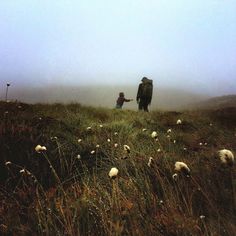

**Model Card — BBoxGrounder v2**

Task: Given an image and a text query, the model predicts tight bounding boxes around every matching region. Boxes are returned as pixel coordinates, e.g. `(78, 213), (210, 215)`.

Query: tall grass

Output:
(0, 101), (235, 235)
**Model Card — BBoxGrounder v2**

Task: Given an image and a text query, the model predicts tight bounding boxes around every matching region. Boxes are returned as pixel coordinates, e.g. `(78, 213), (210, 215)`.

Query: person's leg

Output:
(138, 100), (143, 110)
(143, 99), (149, 112)
(143, 102), (149, 112)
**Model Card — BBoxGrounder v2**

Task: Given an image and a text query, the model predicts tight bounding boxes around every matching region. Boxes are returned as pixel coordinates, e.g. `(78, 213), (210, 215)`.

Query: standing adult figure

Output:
(136, 77), (153, 112)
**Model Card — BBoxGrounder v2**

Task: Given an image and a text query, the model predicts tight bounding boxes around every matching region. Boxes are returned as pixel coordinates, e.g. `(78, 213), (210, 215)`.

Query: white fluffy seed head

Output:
(172, 173), (178, 181)
(35, 145), (41, 153)
(218, 149), (234, 166)
(87, 126), (92, 131)
(78, 139), (82, 143)
(20, 169), (25, 174)
(142, 128), (147, 132)
(91, 150), (95, 154)
(167, 129), (172, 133)
(151, 131), (158, 139)
(114, 143), (118, 148)
(107, 138), (111, 142)
(96, 144), (100, 148)
(147, 157), (153, 167)
(76, 154), (81, 160)
(109, 167), (119, 178)
(35, 145), (47, 153)
(124, 145), (130, 153)
(5, 161), (12, 166)
(176, 119), (182, 125)
(174, 162), (190, 175)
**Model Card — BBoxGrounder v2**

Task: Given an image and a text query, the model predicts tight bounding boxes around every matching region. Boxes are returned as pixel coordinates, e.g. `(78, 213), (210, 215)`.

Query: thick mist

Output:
(1, 1), (236, 98)
(3, 85), (210, 111)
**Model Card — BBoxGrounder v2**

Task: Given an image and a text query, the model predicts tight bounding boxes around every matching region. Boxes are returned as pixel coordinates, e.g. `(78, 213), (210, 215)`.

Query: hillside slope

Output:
(189, 94), (236, 110)
(0, 101), (235, 235)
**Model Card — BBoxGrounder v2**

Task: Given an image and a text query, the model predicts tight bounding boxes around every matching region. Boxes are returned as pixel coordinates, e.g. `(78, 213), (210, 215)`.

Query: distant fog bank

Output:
(3, 85), (210, 111)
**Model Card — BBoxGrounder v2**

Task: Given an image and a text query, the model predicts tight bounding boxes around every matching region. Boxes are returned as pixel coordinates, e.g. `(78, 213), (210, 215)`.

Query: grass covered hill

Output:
(0, 101), (236, 235)
(189, 95), (236, 110)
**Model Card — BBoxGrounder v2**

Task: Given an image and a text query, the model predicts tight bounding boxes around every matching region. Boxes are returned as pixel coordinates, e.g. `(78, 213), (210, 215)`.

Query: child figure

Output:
(116, 92), (133, 109)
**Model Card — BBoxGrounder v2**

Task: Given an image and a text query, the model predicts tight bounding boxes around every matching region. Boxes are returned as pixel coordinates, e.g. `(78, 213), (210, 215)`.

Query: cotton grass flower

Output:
(91, 150), (95, 155)
(199, 215), (205, 220)
(20, 169), (26, 174)
(76, 154), (81, 160)
(109, 167), (119, 179)
(174, 162), (190, 176)
(151, 131), (158, 139)
(173, 140), (176, 144)
(142, 128), (147, 132)
(96, 144), (100, 148)
(124, 145), (131, 153)
(78, 139), (82, 143)
(218, 149), (234, 166)
(167, 129), (172, 133)
(107, 138), (111, 143)
(114, 143), (118, 148)
(35, 145), (47, 153)
(86, 126), (92, 131)
(51, 136), (58, 141)
(114, 132), (118, 136)
(199, 142), (203, 146)
(157, 148), (161, 152)
(147, 157), (153, 167)
(5, 161), (12, 166)
(99, 124), (103, 128)
(176, 119), (182, 125)
(172, 173), (178, 181)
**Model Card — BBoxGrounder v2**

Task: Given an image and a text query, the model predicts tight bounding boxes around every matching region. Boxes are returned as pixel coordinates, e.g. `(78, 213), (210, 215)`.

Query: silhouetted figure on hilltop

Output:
(136, 77), (153, 112)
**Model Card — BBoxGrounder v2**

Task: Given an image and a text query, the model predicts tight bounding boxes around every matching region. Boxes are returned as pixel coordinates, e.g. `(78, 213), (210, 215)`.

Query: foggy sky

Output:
(0, 0), (236, 97)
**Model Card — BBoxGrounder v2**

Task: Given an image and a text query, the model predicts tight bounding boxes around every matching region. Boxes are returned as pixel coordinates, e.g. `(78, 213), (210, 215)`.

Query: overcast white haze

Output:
(0, 0), (236, 108)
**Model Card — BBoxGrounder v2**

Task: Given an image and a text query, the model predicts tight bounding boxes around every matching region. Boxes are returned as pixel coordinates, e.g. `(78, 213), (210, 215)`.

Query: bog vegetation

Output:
(0, 101), (236, 235)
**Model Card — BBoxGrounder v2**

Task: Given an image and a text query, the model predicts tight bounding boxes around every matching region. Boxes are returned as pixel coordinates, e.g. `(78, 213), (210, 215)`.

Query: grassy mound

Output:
(0, 101), (235, 235)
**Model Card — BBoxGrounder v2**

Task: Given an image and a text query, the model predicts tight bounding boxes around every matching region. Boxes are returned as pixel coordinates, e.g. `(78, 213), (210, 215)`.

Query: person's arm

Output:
(124, 98), (133, 102)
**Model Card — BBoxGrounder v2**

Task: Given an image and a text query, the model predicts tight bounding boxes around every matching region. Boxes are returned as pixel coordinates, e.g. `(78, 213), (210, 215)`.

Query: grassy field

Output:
(0, 101), (235, 235)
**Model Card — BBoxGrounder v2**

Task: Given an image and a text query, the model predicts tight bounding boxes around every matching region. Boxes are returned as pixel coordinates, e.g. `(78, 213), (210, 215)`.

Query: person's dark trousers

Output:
(138, 99), (149, 112)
